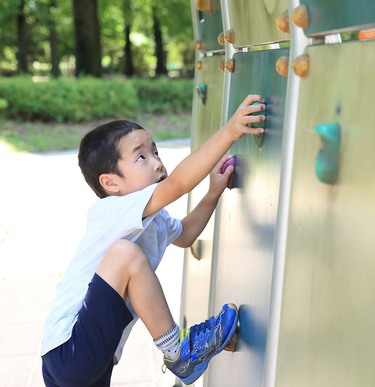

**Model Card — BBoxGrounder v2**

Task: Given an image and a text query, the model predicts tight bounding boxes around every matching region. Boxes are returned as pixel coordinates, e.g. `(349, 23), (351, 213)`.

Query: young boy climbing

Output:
(41, 94), (265, 386)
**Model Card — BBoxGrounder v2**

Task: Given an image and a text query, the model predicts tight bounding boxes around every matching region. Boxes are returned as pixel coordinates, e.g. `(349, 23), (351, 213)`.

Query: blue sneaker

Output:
(163, 303), (238, 385)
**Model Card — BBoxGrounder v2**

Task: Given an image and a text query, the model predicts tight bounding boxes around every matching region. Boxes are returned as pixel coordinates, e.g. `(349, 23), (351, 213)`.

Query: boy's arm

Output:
(173, 155), (233, 248)
(143, 94), (265, 217)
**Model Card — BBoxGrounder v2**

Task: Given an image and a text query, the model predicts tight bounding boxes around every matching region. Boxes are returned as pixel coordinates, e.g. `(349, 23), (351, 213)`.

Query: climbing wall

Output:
(180, 1), (375, 386)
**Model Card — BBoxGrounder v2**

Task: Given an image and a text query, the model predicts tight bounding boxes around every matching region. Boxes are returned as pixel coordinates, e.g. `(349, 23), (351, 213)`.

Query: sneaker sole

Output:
(180, 304), (239, 385)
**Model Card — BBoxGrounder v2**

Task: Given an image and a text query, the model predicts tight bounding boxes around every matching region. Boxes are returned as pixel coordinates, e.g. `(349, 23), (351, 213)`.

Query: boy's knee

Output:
(105, 240), (149, 273)
(97, 240), (149, 300)
(107, 239), (140, 258)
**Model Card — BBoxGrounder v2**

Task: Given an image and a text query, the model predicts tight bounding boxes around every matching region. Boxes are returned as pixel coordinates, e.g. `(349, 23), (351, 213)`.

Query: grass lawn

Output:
(0, 112), (192, 154)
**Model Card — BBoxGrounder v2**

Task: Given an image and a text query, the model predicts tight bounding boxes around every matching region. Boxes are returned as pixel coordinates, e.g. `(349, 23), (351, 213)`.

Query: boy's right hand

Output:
(224, 94), (265, 141)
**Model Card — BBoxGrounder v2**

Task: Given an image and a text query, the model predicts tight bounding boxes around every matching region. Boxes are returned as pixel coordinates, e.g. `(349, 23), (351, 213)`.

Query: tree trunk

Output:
(49, 0), (60, 78)
(152, 6), (167, 76)
(73, 0), (102, 77)
(123, 0), (134, 77)
(16, 0), (28, 74)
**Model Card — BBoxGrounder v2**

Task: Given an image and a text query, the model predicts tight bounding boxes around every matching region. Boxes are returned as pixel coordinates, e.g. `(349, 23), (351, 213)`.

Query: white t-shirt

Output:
(41, 183), (182, 363)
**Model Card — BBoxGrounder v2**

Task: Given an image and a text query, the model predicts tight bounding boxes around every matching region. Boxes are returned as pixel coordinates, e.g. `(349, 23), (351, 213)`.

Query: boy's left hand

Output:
(209, 155), (234, 196)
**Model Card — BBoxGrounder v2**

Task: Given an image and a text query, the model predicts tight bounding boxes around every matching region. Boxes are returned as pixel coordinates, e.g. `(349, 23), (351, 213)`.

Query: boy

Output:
(41, 94), (265, 386)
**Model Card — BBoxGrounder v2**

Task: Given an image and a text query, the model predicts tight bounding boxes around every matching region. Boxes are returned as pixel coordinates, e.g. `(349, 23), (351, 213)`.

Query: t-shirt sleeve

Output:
(86, 184), (159, 243)
(162, 209), (183, 245)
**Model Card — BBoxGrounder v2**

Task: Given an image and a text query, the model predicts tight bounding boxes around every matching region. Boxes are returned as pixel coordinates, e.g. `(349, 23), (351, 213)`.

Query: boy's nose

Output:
(153, 158), (164, 171)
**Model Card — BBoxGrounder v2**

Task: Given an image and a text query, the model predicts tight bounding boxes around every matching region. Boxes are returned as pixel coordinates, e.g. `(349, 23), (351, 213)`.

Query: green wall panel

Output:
(303, 0), (375, 36)
(276, 40), (375, 387)
(193, 8), (224, 51)
(206, 48), (288, 387)
(227, 0), (289, 47)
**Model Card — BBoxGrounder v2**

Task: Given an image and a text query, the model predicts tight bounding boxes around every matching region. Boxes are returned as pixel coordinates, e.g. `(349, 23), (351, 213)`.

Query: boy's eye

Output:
(154, 150), (159, 157)
(137, 155), (146, 161)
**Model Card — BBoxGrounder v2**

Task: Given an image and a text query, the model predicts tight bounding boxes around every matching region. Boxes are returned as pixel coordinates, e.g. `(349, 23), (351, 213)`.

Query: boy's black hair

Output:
(78, 120), (145, 198)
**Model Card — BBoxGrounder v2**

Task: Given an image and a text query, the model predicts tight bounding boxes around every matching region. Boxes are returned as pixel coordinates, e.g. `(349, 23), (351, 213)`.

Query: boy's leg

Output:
(43, 239), (177, 387)
(96, 239), (175, 339)
(96, 240), (238, 385)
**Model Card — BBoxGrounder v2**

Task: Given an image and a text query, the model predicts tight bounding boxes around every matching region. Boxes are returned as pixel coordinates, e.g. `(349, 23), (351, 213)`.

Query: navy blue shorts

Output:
(42, 273), (134, 387)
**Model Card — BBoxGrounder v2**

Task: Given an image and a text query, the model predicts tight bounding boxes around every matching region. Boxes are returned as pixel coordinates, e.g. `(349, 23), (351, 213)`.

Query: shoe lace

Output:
(190, 316), (215, 337)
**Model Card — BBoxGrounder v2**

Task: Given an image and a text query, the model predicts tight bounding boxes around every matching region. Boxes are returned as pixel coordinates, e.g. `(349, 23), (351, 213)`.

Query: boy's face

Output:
(107, 130), (167, 195)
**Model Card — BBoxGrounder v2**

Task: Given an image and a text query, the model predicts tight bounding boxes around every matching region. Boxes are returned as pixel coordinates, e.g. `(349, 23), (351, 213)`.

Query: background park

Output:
(0, 0), (195, 153)
(0, 1), (194, 385)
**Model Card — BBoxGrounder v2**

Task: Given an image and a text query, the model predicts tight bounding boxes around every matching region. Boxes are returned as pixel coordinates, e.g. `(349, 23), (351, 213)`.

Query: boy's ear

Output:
(99, 173), (121, 195)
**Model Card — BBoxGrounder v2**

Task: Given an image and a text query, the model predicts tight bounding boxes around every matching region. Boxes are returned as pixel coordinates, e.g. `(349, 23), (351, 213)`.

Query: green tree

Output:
(0, 0), (74, 77)
(48, 0), (60, 77)
(73, 0), (102, 77)
(16, 0), (28, 74)
(152, 5), (167, 76)
(150, 0), (194, 75)
(123, 0), (134, 76)
(99, 0), (152, 76)
(0, 0), (194, 77)
(0, 1), (18, 74)
(165, 0), (194, 73)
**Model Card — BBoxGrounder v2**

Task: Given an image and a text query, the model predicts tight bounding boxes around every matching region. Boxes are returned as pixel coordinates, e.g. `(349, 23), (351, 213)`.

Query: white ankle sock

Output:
(154, 322), (180, 360)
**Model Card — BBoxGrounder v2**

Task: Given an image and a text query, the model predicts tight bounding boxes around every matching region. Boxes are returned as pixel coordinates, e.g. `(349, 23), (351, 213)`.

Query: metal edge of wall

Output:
(200, 2), (229, 386)
(177, 2), (201, 386)
(206, 0), (232, 320)
(220, 0), (235, 127)
(262, 1), (309, 386)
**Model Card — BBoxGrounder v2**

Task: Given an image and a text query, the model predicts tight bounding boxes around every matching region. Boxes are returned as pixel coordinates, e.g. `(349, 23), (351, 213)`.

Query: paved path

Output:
(0, 140), (190, 386)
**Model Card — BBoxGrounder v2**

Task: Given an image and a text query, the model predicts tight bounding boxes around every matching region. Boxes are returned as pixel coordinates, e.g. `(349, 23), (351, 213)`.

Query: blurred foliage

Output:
(0, 76), (194, 122)
(0, 111), (192, 154)
(132, 77), (194, 112)
(0, 0), (74, 75)
(0, 0), (194, 76)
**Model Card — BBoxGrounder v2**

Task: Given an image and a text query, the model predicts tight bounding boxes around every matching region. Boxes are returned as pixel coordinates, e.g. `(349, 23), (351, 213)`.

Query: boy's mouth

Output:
(158, 174), (167, 183)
